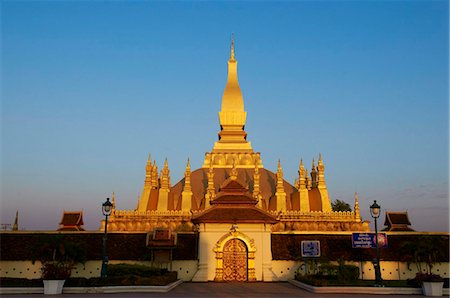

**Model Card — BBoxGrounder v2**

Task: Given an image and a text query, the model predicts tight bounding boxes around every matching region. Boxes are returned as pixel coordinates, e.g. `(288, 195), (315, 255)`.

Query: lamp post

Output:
(101, 198), (113, 278)
(370, 200), (382, 287)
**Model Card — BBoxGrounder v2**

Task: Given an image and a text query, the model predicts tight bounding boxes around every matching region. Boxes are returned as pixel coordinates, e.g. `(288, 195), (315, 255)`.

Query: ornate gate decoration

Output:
(214, 229), (256, 281)
(223, 239), (247, 281)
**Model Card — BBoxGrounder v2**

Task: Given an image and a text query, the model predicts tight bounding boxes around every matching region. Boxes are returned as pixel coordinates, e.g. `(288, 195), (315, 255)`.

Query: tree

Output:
(331, 199), (352, 212)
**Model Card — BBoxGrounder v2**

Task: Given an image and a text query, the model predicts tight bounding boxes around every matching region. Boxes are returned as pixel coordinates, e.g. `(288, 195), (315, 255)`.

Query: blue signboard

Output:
(352, 233), (388, 248)
(301, 240), (321, 257)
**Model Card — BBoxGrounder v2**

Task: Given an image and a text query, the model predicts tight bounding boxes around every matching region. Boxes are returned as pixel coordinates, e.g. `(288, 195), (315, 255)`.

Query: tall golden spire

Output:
(204, 37), (262, 169)
(276, 159), (287, 211)
(221, 34), (243, 113)
(211, 36), (253, 154)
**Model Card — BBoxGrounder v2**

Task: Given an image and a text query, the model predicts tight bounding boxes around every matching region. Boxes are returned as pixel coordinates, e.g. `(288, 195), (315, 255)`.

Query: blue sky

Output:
(1, 1), (448, 231)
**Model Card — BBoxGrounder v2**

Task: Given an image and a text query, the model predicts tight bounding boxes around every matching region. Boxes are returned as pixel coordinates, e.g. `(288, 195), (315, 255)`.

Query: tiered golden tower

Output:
(102, 39), (369, 233)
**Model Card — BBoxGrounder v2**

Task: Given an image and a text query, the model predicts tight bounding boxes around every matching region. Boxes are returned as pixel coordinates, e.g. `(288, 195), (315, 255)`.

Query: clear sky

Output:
(1, 1), (448, 232)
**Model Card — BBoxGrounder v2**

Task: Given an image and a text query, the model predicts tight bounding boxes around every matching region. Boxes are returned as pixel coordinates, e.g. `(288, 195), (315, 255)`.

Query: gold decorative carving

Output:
(223, 239), (247, 281)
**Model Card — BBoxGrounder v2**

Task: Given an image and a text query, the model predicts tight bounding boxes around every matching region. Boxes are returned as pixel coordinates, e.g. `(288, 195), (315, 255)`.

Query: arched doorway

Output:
(223, 238), (248, 281)
(214, 230), (256, 281)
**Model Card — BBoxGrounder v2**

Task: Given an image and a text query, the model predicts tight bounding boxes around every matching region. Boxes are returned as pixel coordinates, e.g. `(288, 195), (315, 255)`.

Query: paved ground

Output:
(0, 282), (431, 298)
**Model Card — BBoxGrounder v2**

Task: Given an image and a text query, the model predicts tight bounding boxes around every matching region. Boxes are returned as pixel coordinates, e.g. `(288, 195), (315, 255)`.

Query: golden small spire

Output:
(184, 158), (192, 192)
(276, 159), (286, 211)
(354, 192), (361, 220)
(318, 153), (324, 170)
(160, 158), (170, 189)
(305, 168), (311, 190)
(182, 158), (193, 212)
(297, 159), (306, 190)
(151, 160), (158, 188)
(145, 154), (152, 186)
(299, 159), (304, 175)
(277, 159), (284, 188)
(111, 192), (116, 209)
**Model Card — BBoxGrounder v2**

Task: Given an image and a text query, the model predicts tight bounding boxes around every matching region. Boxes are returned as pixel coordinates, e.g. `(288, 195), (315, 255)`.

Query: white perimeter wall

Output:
(0, 260), (198, 281)
(271, 260), (450, 281)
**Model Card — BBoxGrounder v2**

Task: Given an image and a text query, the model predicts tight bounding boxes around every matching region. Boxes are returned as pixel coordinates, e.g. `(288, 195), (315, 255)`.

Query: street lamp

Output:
(101, 198), (113, 278)
(370, 200), (382, 287)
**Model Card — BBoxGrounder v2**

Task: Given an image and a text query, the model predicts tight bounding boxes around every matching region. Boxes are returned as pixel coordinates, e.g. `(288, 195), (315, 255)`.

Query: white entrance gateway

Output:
(191, 176), (277, 282)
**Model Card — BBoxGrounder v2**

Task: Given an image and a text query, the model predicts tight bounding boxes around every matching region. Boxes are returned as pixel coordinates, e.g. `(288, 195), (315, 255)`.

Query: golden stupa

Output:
(102, 39), (369, 233)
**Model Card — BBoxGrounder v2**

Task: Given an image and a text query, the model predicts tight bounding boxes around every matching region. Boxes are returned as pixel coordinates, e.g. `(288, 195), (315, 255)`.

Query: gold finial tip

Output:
(230, 33), (235, 61)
